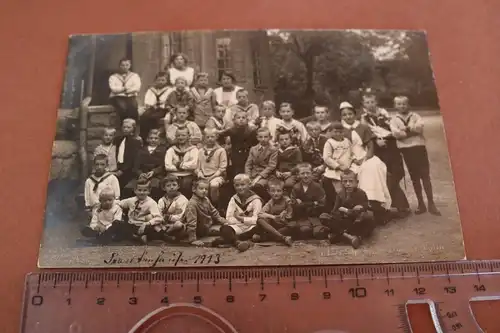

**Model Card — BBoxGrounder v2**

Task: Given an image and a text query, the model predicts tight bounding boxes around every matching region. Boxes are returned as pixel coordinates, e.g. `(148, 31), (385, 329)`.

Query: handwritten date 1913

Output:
(104, 250), (221, 267)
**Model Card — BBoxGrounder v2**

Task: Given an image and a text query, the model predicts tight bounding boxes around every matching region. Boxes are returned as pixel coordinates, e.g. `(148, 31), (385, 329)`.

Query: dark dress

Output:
(126, 144), (167, 201)
(361, 112), (409, 211)
(114, 135), (142, 195)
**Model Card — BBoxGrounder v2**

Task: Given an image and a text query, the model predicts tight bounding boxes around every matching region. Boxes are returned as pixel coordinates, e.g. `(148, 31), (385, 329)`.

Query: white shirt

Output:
(168, 67), (195, 86)
(84, 173), (121, 208)
(117, 138), (126, 164)
(144, 86), (173, 108)
(109, 72), (141, 98)
(390, 112), (426, 148)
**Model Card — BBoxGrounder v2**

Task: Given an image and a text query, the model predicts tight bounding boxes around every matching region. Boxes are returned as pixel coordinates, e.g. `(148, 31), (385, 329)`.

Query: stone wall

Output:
(51, 109), (80, 181)
(50, 105), (117, 182)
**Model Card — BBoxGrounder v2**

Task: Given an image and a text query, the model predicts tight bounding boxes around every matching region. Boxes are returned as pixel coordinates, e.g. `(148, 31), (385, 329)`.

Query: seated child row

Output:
(82, 166), (376, 251)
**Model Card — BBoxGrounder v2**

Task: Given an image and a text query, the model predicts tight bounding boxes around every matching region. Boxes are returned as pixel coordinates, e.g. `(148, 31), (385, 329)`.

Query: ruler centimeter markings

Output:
(22, 261), (500, 333)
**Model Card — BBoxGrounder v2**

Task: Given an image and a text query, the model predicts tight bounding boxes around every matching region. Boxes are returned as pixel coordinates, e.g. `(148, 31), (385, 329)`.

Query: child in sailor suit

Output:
(165, 106), (202, 146)
(144, 175), (188, 241)
(224, 89), (260, 129)
(164, 77), (195, 123)
(390, 96), (441, 216)
(141, 72), (173, 142)
(108, 58), (141, 124)
(80, 188), (125, 244)
(191, 72), (217, 130)
(275, 103), (308, 145)
(213, 174), (262, 252)
(164, 127), (199, 198)
(205, 104), (231, 146)
(119, 179), (163, 241)
(84, 154), (120, 210)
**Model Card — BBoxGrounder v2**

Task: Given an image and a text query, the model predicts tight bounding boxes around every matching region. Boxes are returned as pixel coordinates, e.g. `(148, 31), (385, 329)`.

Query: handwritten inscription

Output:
(104, 250), (221, 267)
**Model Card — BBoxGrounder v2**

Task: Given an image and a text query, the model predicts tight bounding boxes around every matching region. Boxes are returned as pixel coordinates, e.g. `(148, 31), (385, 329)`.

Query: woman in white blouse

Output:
(213, 71), (243, 108)
(166, 53), (195, 87)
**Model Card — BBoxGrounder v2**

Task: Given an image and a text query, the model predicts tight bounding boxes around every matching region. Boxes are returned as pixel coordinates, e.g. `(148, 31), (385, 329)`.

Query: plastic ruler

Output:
(21, 260), (500, 332)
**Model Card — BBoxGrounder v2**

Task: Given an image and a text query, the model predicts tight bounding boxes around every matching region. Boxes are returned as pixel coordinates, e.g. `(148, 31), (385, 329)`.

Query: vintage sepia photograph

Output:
(39, 29), (465, 268)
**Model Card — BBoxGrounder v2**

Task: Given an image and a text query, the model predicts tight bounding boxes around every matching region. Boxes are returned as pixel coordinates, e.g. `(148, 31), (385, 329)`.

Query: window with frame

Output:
(215, 37), (232, 79)
(162, 32), (183, 67)
(251, 47), (263, 88)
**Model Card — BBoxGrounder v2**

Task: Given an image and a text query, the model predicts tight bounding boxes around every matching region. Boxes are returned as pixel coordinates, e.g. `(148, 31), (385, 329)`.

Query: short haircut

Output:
(214, 104), (226, 112)
(296, 162), (312, 172)
(256, 127), (270, 136)
(103, 127), (116, 136)
(262, 100), (275, 109)
(331, 121), (344, 131)
(119, 58), (131, 65)
(341, 169), (358, 180)
(93, 154), (108, 164)
(195, 72), (209, 80)
(314, 105), (328, 112)
(276, 130), (291, 140)
(218, 70), (236, 83)
(174, 76), (188, 85)
(306, 121), (321, 130)
(122, 118), (137, 130)
(161, 174), (179, 188)
(280, 102), (293, 110)
(148, 128), (161, 137)
(236, 88), (248, 96)
(233, 110), (248, 120)
(99, 187), (116, 199)
(233, 173), (251, 184)
(169, 52), (189, 66)
(394, 95), (409, 104)
(155, 71), (168, 79)
(268, 178), (285, 189)
(193, 178), (209, 189)
(175, 105), (189, 113)
(136, 178), (151, 189)
(204, 127), (218, 137)
(362, 92), (377, 100)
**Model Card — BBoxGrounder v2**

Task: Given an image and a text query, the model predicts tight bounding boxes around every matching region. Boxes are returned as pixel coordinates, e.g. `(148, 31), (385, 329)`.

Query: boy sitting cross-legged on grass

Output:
(183, 179), (228, 247)
(212, 174), (263, 252)
(255, 179), (294, 246)
(151, 174), (189, 242)
(289, 163), (328, 240)
(320, 170), (376, 249)
(80, 187), (124, 244)
(119, 179), (163, 243)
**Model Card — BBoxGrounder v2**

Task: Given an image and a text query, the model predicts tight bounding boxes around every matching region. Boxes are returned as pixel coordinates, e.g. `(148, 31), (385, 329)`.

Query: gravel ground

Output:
(38, 112), (465, 268)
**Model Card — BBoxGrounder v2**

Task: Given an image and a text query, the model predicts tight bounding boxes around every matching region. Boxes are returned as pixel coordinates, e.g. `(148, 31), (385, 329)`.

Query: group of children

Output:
(80, 57), (441, 251)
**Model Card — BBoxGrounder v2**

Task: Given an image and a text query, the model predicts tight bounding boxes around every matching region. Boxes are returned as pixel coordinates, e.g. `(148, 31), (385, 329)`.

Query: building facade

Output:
(60, 31), (274, 109)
